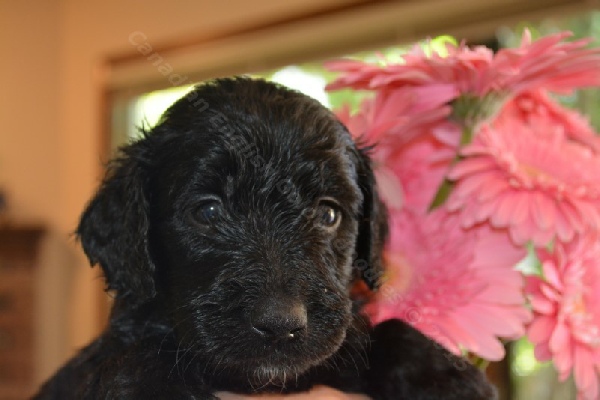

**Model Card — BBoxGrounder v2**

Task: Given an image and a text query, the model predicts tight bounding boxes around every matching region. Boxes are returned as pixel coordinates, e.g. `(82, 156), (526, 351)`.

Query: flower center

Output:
(518, 162), (558, 186)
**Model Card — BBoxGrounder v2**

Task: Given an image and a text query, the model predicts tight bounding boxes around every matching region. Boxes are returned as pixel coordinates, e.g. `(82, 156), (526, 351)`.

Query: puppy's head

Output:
(77, 77), (386, 387)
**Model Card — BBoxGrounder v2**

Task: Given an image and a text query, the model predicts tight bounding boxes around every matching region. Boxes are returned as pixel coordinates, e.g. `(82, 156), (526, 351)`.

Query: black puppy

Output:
(35, 77), (496, 399)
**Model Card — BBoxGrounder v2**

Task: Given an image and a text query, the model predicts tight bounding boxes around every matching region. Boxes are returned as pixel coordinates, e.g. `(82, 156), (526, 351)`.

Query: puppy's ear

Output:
(353, 146), (388, 291)
(76, 145), (156, 303)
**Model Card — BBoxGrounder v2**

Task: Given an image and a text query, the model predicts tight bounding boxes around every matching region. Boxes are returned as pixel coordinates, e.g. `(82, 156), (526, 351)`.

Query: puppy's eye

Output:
(316, 201), (341, 229)
(190, 200), (223, 225)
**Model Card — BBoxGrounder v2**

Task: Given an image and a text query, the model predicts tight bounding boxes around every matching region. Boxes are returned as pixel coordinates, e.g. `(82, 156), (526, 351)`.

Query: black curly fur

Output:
(34, 77), (496, 400)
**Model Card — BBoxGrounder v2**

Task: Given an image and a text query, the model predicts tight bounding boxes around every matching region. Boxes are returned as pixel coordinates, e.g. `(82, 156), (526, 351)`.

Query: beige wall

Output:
(0, 0), (62, 227)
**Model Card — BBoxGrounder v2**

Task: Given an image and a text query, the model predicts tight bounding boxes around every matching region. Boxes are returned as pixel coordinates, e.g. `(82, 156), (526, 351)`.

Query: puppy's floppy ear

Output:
(353, 145), (388, 291)
(76, 143), (156, 303)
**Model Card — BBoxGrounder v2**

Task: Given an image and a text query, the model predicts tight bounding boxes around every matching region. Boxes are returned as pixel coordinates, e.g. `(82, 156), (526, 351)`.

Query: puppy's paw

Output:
(366, 319), (497, 400)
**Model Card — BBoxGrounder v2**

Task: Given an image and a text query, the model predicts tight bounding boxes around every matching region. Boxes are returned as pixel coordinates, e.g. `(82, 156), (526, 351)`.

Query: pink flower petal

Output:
(460, 305), (524, 337)
(529, 295), (556, 315)
(532, 193), (556, 230)
(534, 341), (552, 361)
(448, 313), (506, 360)
(574, 348), (598, 399)
(448, 157), (496, 179)
(508, 192), (530, 226)
(528, 315), (555, 344)
(374, 167), (404, 210)
(549, 321), (570, 353)
(542, 260), (565, 291)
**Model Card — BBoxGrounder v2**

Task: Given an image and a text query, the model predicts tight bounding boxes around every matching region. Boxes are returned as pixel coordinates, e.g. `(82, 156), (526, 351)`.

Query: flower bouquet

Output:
(325, 31), (600, 399)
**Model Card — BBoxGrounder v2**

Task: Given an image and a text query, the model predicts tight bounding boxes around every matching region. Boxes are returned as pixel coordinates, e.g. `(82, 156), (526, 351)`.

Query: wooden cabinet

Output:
(0, 226), (44, 400)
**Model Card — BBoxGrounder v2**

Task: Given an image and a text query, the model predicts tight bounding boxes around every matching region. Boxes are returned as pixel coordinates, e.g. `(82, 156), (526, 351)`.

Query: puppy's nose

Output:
(250, 298), (307, 340)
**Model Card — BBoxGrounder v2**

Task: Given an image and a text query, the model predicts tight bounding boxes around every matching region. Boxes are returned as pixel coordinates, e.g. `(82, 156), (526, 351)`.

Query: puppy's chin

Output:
(207, 327), (348, 389)
(244, 366), (302, 390)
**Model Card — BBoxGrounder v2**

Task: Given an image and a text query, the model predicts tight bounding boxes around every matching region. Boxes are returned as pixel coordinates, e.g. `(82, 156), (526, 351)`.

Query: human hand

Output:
(216, 385), (371, 400)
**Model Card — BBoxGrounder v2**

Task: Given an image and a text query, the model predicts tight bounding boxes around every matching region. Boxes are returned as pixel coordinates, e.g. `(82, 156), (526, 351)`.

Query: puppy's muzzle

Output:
(250, 297), (307, 341)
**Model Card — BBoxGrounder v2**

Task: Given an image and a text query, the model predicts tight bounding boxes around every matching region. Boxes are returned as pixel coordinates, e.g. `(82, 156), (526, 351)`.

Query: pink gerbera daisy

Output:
(326, 30), (600, 97)
(526, 234), (600, 400)
(327, 31), (600, 132)
(336, 87), (455, 146)
(367, 209), (529, 361)
(491, 31), (600, 95)
(381, 131), (458, 213)
(445, 118), (600, 246)
(497, 89), (600, 153)
(336, 88), (458, 210)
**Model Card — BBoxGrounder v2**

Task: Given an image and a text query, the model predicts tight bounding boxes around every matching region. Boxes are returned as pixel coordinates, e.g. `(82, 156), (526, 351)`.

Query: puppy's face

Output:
(77, 78), (386, 388)
(149, 91), (363, 383)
